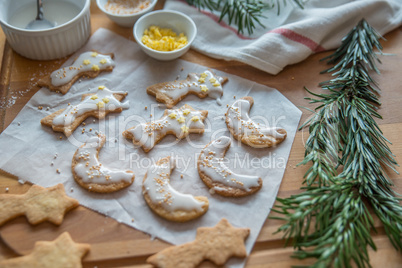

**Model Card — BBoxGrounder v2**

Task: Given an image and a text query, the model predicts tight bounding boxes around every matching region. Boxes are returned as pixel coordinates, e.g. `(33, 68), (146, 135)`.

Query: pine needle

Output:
(185, 0), (304, 35)
(272, 19), (402, 267)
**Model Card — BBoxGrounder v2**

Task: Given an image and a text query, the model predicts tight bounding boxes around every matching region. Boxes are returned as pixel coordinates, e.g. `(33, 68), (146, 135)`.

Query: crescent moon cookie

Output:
(198, 136), (262, 197)
(72, 134), (134, 193)
(41, 86), (129, 137)
(226, 96), (287, 148)
(123, 104), (208, 152)
(38, 51), (115, 94)
(143, 156), (209, 222)
(146, 69), (228, 108)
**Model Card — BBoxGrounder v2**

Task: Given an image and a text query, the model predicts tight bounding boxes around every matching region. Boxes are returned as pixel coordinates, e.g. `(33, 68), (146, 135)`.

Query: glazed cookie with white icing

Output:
(226, 96), (287, 148)
(41, 86), (129, 137)
(198, 136), (262, 197)
(143, 156), (209, 222)
(38, 51), (115, 94)
(123, 104), (208, 152)
(72, 134), (134, 193)
(147, 69), (228, 108)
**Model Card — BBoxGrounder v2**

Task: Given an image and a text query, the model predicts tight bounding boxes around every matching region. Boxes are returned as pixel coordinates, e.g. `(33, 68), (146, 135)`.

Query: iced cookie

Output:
(226, 96), (287, 148)
(147, 69), (228, 108)
(72, 134), (134, 193)
(143, 156), (209, 222)
(198, 136), (262, 197)
(123, 104), (207, 152)
(38, 51), (115, 94)
(0, 232), (90, 268)
(147, 218), (249, 268)
(41, 86), (129, 137)
(0, 184), (79, 226)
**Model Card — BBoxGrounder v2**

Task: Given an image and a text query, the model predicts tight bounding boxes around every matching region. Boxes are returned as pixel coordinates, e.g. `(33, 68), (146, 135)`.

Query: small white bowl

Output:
(0, 0), (91, 60)
(133, 10), (197, 61)
(96, 0), (157, 28)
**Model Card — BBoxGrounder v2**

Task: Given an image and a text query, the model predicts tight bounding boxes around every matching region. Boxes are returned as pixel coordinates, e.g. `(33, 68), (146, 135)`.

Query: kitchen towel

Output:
(164, 0), (402, 74)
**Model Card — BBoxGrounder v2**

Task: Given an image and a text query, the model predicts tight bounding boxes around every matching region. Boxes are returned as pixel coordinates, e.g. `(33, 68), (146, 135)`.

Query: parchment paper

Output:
(0, 28), (301, 267)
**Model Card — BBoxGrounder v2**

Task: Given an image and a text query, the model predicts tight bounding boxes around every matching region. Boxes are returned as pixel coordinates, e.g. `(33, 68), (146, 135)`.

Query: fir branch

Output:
(185, 0), (305, 35)
(272, 19), (402, 267)
(219, 0), (268, 35)
(273, 182), (377, 268)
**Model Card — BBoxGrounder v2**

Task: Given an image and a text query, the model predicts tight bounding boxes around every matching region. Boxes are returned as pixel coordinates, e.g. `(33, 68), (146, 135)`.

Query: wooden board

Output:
(0, 2), (401, 267)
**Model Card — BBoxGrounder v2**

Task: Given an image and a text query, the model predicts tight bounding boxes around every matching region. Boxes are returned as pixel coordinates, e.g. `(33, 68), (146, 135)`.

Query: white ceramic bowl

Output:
(96, 0), (157, 28)
(133, 10), (197, 61)
(0, 0), (91, 61)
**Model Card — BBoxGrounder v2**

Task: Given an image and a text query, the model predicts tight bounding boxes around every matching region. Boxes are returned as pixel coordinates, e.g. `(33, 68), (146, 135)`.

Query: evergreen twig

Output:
(185, 0), (305, 35)
(272, 19), (402, 267)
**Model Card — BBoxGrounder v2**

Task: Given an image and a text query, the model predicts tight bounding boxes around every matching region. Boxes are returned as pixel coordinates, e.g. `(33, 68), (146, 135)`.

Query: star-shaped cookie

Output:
(0, 232), (90, 268)
(0, 184), (79, 226)
(147, 218), (250, 267)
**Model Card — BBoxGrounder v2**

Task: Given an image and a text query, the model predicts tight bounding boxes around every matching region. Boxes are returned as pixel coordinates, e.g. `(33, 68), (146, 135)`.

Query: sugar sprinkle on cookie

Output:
(147, 69), (228, 108)
(72, 134), (135, 193)
(41, 86), (129, 137)
(142, 156), (209, 222)
(198, 136), (262, 197)
(38, 51), (115, 94)
(226, 96), (287, 148)
(123, 104), (207, 152)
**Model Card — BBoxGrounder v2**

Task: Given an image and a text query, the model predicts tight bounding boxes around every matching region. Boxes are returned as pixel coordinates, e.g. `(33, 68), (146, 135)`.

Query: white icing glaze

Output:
(143, 158), (204, 212)
(126, 105), (205, 151)
(160, 70), (224, 104)
(198, 136), (260, 191)
(50, 51), (115, 86)
(52, 86), (129, 127)
(227, 98), (286, 141)
(74, 135), (133, 184)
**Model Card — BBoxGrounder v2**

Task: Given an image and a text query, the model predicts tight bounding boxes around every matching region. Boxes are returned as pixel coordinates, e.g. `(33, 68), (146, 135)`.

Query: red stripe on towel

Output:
(268, 28), (325, 52)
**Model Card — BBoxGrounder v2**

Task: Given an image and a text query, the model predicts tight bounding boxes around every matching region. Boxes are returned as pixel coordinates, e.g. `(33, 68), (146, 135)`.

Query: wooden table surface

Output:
(0, 2), (401, 267)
